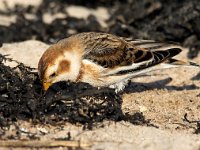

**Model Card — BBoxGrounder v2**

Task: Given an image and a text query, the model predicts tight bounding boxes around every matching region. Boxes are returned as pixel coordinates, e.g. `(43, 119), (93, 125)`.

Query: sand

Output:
(0, 0), (200, 149)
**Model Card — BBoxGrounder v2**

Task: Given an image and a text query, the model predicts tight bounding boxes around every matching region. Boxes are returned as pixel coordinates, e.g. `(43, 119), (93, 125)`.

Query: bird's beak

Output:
(43, 82), (52, 91)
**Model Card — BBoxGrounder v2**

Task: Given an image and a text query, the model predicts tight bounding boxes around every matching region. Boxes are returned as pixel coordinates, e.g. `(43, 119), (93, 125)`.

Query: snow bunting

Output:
(38, 32), (199, 92)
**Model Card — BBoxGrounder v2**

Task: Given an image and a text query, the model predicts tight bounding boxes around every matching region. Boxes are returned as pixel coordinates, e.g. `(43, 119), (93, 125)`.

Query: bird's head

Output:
(38, 39), (83, 90)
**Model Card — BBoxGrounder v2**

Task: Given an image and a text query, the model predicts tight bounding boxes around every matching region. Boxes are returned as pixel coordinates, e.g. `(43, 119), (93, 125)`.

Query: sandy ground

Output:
(0, 0), (200, 149)
(0, 40), (200, 150)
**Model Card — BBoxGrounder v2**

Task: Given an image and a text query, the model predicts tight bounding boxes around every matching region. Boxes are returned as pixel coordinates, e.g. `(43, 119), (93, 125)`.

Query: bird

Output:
(38, 32), (199, 92)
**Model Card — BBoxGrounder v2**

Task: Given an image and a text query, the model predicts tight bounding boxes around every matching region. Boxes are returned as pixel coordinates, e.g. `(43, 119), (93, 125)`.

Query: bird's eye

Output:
(49, 72), (56, 78)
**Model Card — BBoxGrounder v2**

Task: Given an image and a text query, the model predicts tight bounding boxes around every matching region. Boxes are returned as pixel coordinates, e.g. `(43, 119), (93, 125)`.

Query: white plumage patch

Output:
(109, 79), (130, 93)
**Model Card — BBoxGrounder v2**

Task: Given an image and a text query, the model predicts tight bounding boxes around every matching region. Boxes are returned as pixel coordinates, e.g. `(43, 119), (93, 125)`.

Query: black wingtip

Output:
(168, 48), (182, 57)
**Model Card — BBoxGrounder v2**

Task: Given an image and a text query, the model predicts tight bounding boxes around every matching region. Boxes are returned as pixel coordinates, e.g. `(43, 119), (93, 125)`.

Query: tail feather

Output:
(115, 48), (182, 75)
(125, 38), (180, 50)
(104, 48), (183, 76)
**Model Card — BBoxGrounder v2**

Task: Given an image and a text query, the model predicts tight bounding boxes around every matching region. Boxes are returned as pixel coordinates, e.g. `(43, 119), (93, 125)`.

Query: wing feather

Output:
(121, 37), (179, 50)
(110, 48), (182, 76)
(79, 33), (181, 72)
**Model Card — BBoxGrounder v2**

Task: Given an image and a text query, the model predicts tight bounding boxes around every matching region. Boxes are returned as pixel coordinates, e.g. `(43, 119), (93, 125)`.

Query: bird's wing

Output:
(82, 32), (128, 68)
(82, 33), (182, 73)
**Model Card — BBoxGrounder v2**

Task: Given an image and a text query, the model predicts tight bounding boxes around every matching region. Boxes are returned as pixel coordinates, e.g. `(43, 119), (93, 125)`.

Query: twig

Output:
(0, 140), (92, 148)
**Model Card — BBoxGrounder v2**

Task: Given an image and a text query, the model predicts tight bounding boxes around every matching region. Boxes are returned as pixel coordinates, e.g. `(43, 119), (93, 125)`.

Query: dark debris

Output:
(0, 54), (155, 131)
(183, 113), (200, 134)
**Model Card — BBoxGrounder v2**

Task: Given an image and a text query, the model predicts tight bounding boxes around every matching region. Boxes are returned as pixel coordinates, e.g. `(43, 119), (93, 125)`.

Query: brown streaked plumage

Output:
(38, 32), (199, 92)
(58, 60), (71, 73)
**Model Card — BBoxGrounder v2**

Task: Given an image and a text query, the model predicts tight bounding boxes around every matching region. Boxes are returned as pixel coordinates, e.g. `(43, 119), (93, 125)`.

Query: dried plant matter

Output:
(0, 54), (152, 129)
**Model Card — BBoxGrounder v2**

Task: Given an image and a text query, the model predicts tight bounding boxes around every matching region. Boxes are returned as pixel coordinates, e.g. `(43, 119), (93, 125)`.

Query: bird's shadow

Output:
(123, 77), (199, 94)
